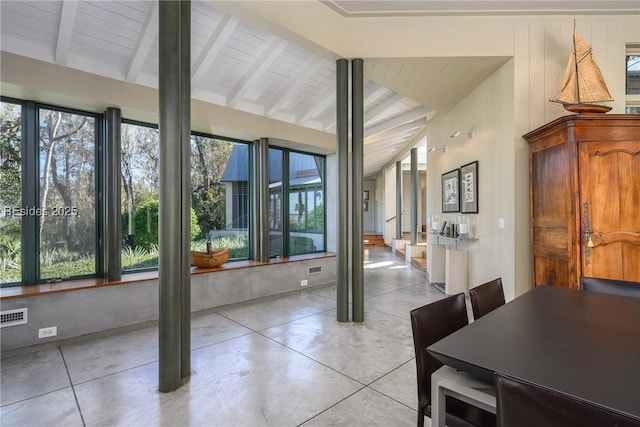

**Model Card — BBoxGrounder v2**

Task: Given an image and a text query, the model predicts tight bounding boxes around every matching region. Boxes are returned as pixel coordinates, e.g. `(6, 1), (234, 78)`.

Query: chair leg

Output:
(417, 406), (425, 427)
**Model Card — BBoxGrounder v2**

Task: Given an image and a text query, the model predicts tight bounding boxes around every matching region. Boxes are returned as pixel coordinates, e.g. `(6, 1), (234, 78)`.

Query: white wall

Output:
(375, 171), (385, 235)
(426, 60), (515, 299)
(383, 164), (397, 245)
(363, 179), (376, 232)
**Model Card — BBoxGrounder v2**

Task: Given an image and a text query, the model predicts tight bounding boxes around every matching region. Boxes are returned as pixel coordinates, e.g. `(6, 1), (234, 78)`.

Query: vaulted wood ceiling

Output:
(3, 1), (632, 176)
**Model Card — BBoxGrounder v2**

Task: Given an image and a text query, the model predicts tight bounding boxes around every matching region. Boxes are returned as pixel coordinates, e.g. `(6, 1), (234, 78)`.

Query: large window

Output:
(192, 134), (249, 260)
(120, 127), (250, 271)
(266, 147), (325, 257)
(1, 99), (102, 286)
(120, 121), (160, 271)
(38, 108), (98, 279)
(2, 95), (325, 287)
(0, 101), (22, 284)
(288, 151), (325, 255)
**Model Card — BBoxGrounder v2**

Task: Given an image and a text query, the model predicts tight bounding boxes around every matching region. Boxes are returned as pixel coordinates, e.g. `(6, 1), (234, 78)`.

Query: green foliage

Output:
(121, 244), (159, 271)
(191, 185), (226, 239)
(289, 236), (316, 255)
(308, 203), (324, 230)
(0, 234), (21, 283)
(39, 248), (95, 278)
(0, 102), (22, 208)
(191, 234), (248, 259)
(133, 200), (201, 249)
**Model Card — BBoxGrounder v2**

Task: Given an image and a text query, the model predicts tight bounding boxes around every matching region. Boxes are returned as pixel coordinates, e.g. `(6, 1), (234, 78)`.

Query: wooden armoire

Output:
(524, 114), (640, 289)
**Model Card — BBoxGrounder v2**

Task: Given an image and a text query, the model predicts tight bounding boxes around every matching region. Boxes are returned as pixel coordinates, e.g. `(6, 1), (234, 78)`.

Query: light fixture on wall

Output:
(450, 129), (474, 139)
(427, 147), (437, 153)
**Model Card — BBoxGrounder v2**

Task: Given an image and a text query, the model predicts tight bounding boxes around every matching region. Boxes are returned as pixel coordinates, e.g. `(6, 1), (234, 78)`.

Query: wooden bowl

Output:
(190, 248), (229, 268)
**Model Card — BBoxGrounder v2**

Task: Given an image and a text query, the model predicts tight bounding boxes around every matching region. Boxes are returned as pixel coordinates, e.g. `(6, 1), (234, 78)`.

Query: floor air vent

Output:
(1, 308), (28, 327)
(308, 266), (322, 275)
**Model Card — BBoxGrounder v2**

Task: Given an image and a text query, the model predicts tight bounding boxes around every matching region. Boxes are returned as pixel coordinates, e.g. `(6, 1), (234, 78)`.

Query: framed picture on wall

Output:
(460, 161), (479, 213)
(442, 168), (460, 213)
(363, 200), (369, 211)
(363, 190), (369, 200)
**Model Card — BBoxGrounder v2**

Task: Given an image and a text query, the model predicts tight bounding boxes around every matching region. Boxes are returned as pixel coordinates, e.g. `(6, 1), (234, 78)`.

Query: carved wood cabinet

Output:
(524, 114), (640, 289)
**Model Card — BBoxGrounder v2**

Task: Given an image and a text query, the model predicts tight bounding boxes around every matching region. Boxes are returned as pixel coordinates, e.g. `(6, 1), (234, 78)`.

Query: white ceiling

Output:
(325, 0), (640, 16)
(2, 1), (634, 177)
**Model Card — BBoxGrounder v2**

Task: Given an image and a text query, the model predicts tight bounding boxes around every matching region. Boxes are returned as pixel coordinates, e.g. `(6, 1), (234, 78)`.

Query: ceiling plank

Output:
(192, 14), (239, 84)
(265, 57), (325, 116)
(227, 38), (288, 108)
(365, 107), (431, 138)
(296, 90), (334, 124)
(126, 1), (159, 83)
(55, 0), (79, 65)
(364, 93), (405, 126)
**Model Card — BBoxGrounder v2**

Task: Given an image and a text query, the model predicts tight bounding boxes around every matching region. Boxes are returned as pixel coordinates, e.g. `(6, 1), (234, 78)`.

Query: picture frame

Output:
(441, 168), (460, 213)
(460, 161), (479, 213)
(363, 200), (369, 211)
(363, 190), (369, 201)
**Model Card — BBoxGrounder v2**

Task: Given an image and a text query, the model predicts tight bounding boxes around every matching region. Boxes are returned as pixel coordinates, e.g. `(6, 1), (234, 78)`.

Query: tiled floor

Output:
(1, 248), (450, 426)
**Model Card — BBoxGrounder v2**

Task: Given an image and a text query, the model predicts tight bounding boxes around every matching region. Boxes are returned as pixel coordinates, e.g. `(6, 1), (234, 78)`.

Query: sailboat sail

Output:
(551, 24), (613, 108)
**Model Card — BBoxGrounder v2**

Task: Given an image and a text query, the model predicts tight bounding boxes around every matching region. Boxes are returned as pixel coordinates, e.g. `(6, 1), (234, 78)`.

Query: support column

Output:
(396, 161), (402, 239)
(158, 0), (190, 392)
(351, 58), (364, 323)
(410, 147), (418, 245)
(105, 107), (122, 281)
(336, 58), (349, 322)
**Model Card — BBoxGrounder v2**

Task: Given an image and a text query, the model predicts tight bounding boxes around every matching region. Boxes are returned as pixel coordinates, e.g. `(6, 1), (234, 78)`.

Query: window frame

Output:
(626, 45), (640, 113)
(0, 97), (104, 286)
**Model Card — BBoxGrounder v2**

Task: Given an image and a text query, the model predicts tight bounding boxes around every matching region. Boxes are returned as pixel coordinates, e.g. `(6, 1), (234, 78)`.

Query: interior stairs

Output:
(363, 233), (427, 272)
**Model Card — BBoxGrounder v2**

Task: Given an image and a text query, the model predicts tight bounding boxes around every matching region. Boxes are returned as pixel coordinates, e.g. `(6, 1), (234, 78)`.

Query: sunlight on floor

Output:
(364, 261), (395, 269)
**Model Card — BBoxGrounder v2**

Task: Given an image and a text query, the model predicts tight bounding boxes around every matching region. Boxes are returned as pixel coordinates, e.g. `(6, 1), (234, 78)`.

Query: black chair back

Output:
(469, 278), (505, 320)
(580, 276), (640, 299)
(410, 293), (495, 427)
(496, 373), (640, 427)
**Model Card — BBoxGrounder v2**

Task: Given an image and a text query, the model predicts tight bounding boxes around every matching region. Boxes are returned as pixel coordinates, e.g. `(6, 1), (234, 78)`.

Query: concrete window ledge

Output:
(0, 252), (336, 300)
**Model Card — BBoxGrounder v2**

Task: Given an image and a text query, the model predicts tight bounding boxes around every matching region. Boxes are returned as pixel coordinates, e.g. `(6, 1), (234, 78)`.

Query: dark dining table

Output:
(427, 285), (640, 421)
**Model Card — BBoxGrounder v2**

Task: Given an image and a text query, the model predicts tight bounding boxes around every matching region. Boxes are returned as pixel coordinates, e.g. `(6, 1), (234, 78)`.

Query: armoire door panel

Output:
(579, 141), (640, 281)
(531, 145), (568, 219)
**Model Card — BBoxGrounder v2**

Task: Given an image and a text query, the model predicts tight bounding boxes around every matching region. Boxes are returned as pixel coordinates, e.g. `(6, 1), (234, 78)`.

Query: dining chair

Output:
(410, 293), (496, 427)
(495, 373), (640, 427)
(469, 278), (505, 320)
(579, 276), (640, 299)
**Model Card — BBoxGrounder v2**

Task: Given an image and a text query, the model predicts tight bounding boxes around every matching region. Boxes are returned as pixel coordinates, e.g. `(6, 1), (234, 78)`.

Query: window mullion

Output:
(282, 151), (290, 256)
(21, 101), (38, 284)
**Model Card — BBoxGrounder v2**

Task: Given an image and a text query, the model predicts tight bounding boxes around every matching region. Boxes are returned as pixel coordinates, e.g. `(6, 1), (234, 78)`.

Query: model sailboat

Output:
(550, 23), (613, 113)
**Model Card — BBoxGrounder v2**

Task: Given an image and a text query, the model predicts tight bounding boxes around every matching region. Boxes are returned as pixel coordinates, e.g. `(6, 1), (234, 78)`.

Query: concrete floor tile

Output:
(369, 359), (418, 410)
(300, 387), (417, 427)
(0, 387), (83, 426)
(218, 290), (335, 331)
(61, 324), (158, 384)
(262, 309), (414, 384)
(0, 348), (70, 406)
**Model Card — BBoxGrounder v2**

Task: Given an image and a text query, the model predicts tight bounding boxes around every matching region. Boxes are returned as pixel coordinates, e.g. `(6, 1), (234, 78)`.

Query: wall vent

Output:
(308, 266), (322, 275)
(1, 308), (28, 327)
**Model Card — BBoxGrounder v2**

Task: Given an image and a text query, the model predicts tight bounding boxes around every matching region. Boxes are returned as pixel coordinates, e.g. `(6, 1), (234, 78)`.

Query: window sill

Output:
(0, 252), (335, 300)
